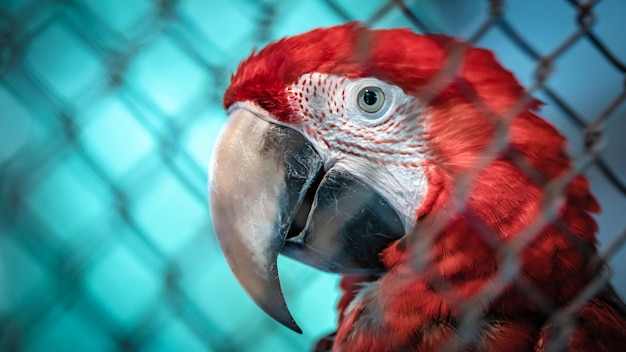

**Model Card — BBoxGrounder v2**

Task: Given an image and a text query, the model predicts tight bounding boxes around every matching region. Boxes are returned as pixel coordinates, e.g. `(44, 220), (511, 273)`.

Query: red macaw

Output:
(208, 23), (626, 351)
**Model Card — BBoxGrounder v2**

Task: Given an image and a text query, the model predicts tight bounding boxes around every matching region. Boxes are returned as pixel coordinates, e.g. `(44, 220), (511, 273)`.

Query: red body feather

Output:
(226, 24), (626, 351)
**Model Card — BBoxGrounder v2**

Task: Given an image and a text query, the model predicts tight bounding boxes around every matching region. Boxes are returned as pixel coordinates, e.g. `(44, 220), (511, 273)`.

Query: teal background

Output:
(1, 1), (625, 351)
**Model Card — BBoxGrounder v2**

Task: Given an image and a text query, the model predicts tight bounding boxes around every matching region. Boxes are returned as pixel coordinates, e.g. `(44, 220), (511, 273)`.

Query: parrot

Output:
(208, 23), (626, 351)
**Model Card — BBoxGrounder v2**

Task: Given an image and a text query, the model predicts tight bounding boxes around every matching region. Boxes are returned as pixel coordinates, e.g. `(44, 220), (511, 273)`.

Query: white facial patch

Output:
(286, 73), (431, 231)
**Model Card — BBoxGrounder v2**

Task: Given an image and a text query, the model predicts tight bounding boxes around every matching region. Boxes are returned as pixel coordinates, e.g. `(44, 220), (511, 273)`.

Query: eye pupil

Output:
(357, 86), (385, 114)
(363, 90), (378, 105)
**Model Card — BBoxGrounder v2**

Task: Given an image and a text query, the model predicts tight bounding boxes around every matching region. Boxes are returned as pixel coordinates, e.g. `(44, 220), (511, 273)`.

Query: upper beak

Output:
(209, 106), (404, 333)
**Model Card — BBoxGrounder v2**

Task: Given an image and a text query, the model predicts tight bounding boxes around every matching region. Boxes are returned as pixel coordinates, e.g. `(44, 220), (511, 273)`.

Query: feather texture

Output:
(226, 23), (626, 351)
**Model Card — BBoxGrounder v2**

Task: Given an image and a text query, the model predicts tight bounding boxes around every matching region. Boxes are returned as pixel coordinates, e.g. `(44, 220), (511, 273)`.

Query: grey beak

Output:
(209, 107), (323, 333)
(209, 106), (404, 333)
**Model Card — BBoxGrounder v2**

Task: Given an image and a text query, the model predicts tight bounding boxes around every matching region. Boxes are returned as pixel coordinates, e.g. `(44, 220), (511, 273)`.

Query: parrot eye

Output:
(357, 86), (385, 113)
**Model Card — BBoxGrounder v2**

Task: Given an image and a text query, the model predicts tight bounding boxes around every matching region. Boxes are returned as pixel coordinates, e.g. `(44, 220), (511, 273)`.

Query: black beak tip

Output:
(256, 279), (303, 334)
(286, 320), (303, 334)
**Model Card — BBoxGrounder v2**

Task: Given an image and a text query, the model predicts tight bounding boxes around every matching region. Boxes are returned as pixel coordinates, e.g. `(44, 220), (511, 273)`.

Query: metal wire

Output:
(0, 0), (624, 351)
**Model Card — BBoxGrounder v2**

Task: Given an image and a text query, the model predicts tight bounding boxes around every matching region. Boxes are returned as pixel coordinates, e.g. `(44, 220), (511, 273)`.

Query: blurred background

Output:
(0, 0), (625, 351)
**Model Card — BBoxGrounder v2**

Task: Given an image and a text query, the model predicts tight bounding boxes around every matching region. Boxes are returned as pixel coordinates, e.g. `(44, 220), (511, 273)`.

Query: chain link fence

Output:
(0, 0), (624, 351)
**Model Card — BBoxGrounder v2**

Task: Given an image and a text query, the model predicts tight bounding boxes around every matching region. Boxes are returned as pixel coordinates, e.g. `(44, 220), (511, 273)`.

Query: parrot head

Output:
(208, 23), (600, 336)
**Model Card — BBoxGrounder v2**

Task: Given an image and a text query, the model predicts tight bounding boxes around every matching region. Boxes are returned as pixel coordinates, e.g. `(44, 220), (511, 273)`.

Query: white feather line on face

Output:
(286, 73), (431, 233)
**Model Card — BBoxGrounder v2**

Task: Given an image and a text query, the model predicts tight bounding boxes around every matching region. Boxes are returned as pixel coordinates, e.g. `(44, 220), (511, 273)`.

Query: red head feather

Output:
(225, 24), (611, 349)
(224, 23), (544, 172)
(225, 21), (600, 288)
(225, 23), (449, 121)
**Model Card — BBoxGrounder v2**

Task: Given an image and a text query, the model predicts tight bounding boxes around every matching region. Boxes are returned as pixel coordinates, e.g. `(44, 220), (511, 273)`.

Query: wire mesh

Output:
(0, 0), (624, 351)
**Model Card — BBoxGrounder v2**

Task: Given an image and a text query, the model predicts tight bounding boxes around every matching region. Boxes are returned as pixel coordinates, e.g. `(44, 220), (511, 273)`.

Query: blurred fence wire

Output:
(1, 0), (625, 351)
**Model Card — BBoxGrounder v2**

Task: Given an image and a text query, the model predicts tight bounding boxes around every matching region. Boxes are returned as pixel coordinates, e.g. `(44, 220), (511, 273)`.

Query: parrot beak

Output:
(209, 106), (404, 333)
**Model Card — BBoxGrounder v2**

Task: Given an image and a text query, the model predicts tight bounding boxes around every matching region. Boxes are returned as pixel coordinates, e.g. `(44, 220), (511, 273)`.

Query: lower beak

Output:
(209, 107), (404, 333)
